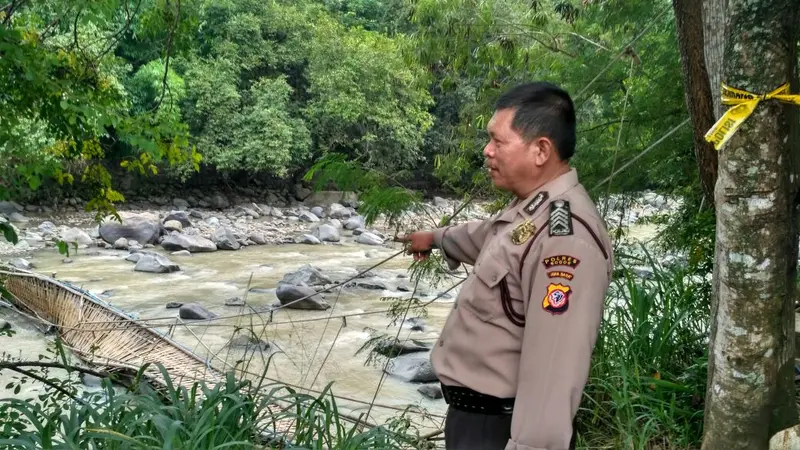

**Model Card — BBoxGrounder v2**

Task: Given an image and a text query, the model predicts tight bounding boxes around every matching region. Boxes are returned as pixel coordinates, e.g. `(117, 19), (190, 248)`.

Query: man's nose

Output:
(483, 142), (493, 158)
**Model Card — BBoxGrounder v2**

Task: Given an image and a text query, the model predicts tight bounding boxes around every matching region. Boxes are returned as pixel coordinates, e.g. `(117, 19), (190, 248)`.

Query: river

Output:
(0, 198), (666, 439)
(1, 236), (458, 434)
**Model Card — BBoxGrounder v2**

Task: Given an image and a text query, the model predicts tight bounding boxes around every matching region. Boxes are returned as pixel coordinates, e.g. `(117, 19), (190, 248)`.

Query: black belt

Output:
(441, 384), (515, 415)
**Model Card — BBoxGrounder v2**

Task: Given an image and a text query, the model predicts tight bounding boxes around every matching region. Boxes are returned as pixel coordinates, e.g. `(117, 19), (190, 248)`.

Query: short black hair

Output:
(494, 81), (576, 160)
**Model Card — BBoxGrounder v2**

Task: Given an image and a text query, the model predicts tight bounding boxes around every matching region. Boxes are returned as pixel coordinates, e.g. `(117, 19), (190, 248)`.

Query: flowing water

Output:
(1, 239), (457, 432)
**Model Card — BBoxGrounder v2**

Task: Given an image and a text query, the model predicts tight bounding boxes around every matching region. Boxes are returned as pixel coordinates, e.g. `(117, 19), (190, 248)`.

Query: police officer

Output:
(401, 82), (613, 450)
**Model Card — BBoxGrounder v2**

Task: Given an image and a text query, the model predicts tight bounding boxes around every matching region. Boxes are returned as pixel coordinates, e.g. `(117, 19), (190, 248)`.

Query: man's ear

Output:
(531, 137), (555, 166)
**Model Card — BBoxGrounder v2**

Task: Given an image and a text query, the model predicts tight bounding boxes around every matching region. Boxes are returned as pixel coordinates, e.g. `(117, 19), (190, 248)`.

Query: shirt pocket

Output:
(502, 271), (526, 324)
(467, 253), (511, 322)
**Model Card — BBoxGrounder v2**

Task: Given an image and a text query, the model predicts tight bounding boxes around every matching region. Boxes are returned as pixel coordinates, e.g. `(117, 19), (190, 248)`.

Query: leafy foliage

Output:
(0, 0), (201, 220)
(0, 356), (432, 449)
(304, 153), (424, 228)
(577, 247), (710, 449)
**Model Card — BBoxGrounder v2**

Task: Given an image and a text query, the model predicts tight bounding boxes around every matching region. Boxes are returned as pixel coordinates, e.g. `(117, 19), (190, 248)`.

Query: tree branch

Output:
(152, 0), (180, 112)
(2, 365), (85, 404)
(1, 0), (27, 26)
(0, 361), (135, 390)
(95, 0), (144, 61)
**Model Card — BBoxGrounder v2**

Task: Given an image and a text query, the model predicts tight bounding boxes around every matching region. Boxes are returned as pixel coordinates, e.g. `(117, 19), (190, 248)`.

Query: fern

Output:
(303, 153), (427, 226)
(358, 186), (423, 228)
(303, 153), (471, 289)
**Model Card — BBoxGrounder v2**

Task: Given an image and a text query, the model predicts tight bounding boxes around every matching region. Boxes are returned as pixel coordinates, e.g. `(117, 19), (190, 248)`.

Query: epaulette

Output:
(548, 200), (573, 236)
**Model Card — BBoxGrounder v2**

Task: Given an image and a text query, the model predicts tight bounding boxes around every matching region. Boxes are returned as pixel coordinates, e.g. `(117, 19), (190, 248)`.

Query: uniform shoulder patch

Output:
(549, 200), (573, 236)
(543, 283), (571, 314)
(524, 191), (549, 215)
(542, 255), (580, 269)
(547, 270), (574, 281)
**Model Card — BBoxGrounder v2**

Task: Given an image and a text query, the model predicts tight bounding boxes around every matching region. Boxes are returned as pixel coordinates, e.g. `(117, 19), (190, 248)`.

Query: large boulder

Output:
(213, 226), (240, 250)
(275, 284), (330, 310)
(281, 264), (332, 286)
(134, 254), (180, 273)
(0, 201), (22, 216)
(356, 232), (383, 246)
(313, 224), (340, 242)
(179, 303), (217, 320)
(298, 211), (320, 223)
(385, 354), (437, 383)
(344, 216), (365, 230)
(161, 234), (217, 252)
(303, 191), (358, 208)
(99, 215), (163, 245)
(60, 227), (93, 248)
(163, 211), (192, 228)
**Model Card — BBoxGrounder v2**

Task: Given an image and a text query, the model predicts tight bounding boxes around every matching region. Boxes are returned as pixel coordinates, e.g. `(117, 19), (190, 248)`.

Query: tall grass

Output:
(0, 358), (433, 449)
(577, 247), (710, 450)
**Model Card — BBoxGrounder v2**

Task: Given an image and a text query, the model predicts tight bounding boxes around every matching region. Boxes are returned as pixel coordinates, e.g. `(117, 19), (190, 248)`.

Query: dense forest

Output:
(1, 0), (704, 246)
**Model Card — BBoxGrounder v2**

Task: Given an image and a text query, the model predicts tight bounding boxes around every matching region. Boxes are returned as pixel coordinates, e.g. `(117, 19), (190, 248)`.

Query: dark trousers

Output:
(444, 406), (577, 450)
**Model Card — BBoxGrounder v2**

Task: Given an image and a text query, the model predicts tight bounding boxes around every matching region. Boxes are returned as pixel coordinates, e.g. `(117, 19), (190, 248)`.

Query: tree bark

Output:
(672, 0), (718, 203)
(702, 0), (729, 120)
(702, 1), (799, 449)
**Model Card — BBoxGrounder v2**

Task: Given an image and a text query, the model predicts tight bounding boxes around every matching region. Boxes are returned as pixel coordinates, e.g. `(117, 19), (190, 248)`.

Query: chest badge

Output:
(510, 219), (536, 245)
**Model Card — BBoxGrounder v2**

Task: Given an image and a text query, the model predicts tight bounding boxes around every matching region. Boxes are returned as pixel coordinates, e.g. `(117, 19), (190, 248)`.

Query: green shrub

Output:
(577, 246), (709, 450)
(0, 361), (430, 449)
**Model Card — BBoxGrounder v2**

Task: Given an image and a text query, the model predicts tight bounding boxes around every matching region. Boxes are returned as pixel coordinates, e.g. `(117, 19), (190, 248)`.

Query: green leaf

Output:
(27, 175), (41, 191)
(0, 223), (18, 244)
(56, 241), (69, 257)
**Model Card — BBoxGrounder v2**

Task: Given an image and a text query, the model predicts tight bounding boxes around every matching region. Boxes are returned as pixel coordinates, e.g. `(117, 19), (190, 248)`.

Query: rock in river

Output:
(134, 254), (180, 273)
(374, 338), (432, 357)
(99, 215), (163, 245)
(313, 224), (340, 243)
(275, 284), (330, 310)
(385, 353), (437, 383)
(228, 334), (271, 352)
(281, 264), (332, 287)
(418, 384), (443, 400)
(356, 232), (383, 246)
(161, 234), (217, 252)
(213, 226), (240, 250)
(60, 227), (93, 248)
(179, 303), (217, 320)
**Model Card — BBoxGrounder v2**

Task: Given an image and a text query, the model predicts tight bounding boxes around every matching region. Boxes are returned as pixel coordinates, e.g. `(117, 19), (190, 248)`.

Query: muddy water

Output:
(0, 217), (663, 436)
(1, 239), (456, 432)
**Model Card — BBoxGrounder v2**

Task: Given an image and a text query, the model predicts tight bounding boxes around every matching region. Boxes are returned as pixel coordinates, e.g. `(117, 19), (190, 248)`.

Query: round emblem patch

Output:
(549, 288), (567, 308)
(542, 283), (571, 314)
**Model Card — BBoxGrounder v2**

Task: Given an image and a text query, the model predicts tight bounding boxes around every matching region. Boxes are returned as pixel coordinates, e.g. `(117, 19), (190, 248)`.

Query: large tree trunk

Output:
(702, 0), (728, 120)
(672, 0), (718, 203)
(702, 1), (799, 448)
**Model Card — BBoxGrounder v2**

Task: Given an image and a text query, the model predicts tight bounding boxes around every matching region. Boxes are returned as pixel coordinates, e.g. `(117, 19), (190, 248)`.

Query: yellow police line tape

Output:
(704, 83), (800, 150)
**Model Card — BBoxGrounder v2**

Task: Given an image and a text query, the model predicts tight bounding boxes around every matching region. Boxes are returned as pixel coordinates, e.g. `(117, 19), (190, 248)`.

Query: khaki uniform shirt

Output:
(430, 168), (613, 450)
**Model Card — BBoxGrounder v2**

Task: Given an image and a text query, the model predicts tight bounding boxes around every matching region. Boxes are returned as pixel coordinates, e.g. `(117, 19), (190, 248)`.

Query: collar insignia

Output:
(510, 219), (536, 245)
(524, 191), (549, 215)
(549, 200), (573, 236)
